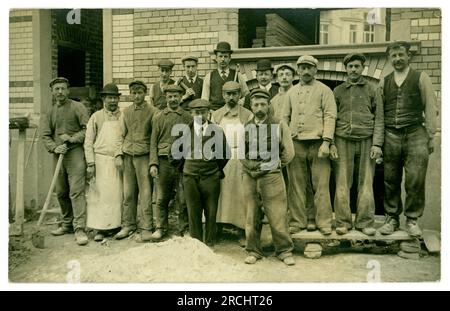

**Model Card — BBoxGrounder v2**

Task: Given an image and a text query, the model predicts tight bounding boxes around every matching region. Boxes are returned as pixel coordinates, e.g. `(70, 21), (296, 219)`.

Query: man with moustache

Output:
(282, 55), (337, 236)
(41, 77), (90, 245)
(178, 55), (203, 110)
(243, 59), (278, 111)
(242, 88), (295, 266)
(114, 80), (156, 241)
(202, 41), (249, 111)
(331, 53), (384, 236)
(150, 85), (192, 241)
(150, 59), (175, 110)
(377, 41), (438, 237)
(212, 81), (253, 239)
(84, 83), (123, 241)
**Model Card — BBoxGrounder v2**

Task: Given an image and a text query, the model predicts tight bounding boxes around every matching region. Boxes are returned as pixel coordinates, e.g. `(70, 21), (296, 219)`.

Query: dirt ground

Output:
(9, 219), (440, 284)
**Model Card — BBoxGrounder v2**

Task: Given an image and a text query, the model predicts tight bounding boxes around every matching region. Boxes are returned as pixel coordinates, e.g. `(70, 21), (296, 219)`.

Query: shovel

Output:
(31, 152), (65, 248)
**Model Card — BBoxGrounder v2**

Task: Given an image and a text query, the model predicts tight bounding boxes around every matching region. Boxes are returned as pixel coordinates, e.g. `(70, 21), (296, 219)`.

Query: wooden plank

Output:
(422, 229), (440, 253)
(291, 229), (414, 242)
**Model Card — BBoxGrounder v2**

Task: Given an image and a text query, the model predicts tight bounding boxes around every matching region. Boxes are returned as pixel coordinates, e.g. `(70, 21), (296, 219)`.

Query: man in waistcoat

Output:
(377, 41), (438, 237)
(243, 59), (278, 111)
(177, 55), (203, 111)
(150, 59), (175, 110)
(201, 41), (249, 111)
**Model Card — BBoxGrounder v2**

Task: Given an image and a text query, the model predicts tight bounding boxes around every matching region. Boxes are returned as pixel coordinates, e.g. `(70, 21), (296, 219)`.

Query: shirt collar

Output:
(259, 83), (272, 91)
(163, 106), (183, 115)
(218, 68), (230, 75)
(104, 108), (121, 117)
(344, 77), (366, 88)
(253, 116), (268, 125)
(224, 104), (239, 117)
(299, 78), (316, 86)
(185, 75), (197, 83)
(56, 99), (69, 107)
(134, 101), (148, 110)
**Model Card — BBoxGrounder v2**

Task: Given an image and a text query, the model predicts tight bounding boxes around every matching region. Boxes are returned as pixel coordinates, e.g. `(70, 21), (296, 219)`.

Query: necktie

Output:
(190, 78), (194, 85)
(221, 71), (227, 81)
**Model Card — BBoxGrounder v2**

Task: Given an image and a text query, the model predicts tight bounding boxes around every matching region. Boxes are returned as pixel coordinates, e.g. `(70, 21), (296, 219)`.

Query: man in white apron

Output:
(212, 81), (253, 242)
(84, 83), (123, 241)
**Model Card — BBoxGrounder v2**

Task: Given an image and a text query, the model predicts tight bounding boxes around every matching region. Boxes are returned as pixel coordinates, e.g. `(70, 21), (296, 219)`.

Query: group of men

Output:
(41, 40), (438, 267)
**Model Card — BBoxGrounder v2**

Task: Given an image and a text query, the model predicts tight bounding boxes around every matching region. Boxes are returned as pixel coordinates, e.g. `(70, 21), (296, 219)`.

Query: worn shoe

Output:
(151, 229), (165, 241)
(141, 230), (154, 242)
(50, 226), (73, 236)
(115, 227), (135, 240)
(307, 221), (317, 232)
(94, 232), (104, 242)
(361, 227), (377, 236)
(378, 216), (400, 235)
(75, 229), (88, 246)
(336, 226), (348, 235)
(282, 256), (296, 266)
(319, 227), (332, 235)
(244, 255), (259, 264)
(405, 218), (423, 237)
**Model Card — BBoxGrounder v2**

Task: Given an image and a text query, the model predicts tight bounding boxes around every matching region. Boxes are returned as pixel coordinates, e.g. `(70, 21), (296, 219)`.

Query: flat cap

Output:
(157, 59), (174, 68)
(250, 88), (270, 99)
(343, 53), (366, 66)
(181, 55), (199, 63)
(222, 81), (241, 92)
(296, 55), (319, 67)
(49, 77), (69, 88)
(189, 99), (211, 109)
(128, 80), (148, 91)
(386, 41), (411, 53)
(163, 84), (184, 93)
(274, 63), (296, 74)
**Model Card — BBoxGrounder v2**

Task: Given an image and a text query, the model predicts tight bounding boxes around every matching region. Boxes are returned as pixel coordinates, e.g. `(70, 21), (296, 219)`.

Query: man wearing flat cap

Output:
(173, 99), (229, 246)
(282, 55), (337, 236)
(177, 55), (203, 110)
(377, 41), (438, 237)
(241, 88), (295, 266)
(202, 41), (249, 111)
(114, 80), (156, 241)
(211, 81), (253, 239)
(41, 77), (90, 245)
(84, 83), (123, 242)
(149, 84), (192, 241)
(331, 53), (384, 236)
(150, 59), (175, 110)
(243, 59), (278, 111)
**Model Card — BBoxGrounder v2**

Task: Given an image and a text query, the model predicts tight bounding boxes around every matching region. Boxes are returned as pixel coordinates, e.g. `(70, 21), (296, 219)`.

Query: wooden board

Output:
(291, 229), (413, 242)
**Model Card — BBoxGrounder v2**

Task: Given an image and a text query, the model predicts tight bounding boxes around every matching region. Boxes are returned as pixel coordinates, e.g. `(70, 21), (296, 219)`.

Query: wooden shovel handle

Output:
(37, 153), (64, 226)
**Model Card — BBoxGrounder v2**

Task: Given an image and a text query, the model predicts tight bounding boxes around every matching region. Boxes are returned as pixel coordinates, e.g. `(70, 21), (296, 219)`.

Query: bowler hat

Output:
(163, 84), (184, 94)
(129, 80), (148, 92)
(99, 83), (121, 96)
(296, 55), (319, 67)
(250, 88), (270, 99)
(189, 99), (211, 109)
(214, 41), (233, 54)
(256, 59), (273, 71)
(49, 77), (69, 88)
(157, 59), (175, 68)
(343, 53), (366, 66)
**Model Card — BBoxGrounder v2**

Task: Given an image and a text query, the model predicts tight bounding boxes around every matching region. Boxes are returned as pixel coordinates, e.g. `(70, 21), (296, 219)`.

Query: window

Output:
(349, 24), (357, 43)
(320, 23), (329, 44)
(364, 13), (375, 42)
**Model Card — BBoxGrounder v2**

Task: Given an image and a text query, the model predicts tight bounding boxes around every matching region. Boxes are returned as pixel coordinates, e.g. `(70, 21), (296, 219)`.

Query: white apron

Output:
(215, 114), (247, 229)
(86, 118), (123, 230)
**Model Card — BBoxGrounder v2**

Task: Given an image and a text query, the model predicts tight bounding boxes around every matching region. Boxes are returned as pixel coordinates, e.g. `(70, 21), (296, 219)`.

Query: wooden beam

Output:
(291, 229), (413, 242)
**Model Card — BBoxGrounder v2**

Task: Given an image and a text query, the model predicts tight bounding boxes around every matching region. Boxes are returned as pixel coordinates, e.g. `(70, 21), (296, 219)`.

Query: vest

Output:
(180, 76), (203, 110)
(210, 69), (236, 111)
(153, 79), (175, 110)
(383, 69), (424, 129)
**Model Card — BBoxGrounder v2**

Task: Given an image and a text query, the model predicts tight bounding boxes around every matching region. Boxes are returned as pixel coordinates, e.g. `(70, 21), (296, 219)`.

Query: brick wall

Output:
(110, 8), (239, 107)
(9, 10), (34, 115)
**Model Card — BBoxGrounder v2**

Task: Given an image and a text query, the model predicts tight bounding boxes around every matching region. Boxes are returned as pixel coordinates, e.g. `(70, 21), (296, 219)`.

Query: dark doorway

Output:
(57, 45), (85, 87)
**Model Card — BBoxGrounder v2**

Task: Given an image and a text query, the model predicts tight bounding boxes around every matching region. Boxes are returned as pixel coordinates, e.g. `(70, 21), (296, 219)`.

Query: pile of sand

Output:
(81, 236), (255, 282)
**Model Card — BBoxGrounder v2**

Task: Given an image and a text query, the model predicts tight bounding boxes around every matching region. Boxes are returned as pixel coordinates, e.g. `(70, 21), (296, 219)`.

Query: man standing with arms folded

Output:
(41, 77), (90, 246)
(377, 41), (438, 237)
(282, 55), (337, 236)
(331, 53), (383, 236)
